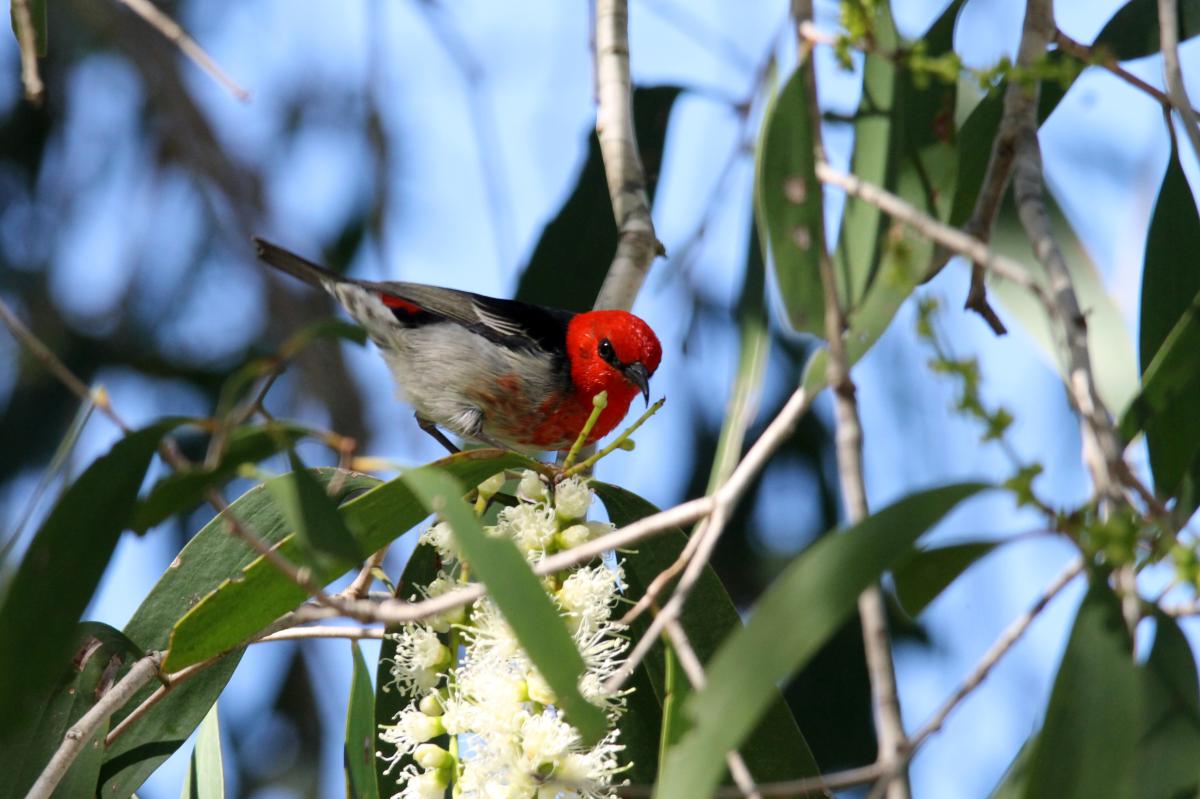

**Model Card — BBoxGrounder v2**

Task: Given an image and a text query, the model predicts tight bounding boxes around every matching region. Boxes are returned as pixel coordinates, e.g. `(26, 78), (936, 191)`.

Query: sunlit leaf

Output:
(401, 468), (607, 744)
(163, 451), (536, 672)
(101, 468), (380, 798)
(267, 449), (365, 566)
(655, 483), (988, 799)
(180, 704), (224, 799)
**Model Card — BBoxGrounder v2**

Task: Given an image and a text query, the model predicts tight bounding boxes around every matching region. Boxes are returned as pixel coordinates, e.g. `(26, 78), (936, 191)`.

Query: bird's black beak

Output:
(623, 361), (651, 405)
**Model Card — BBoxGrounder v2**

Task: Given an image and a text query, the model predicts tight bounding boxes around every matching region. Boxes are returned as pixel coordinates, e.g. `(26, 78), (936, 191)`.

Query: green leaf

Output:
(755, 63), (826, 335)
(595, 483), (822, 784)
(163, 451), (535, 672)
(267, 449), (365, 566)
(1095, 0), (1200, 61)
(892, 540), (1001, 618)
(346, 642), (380, 799)
(1122, 146), (1200, 513)
(835, 2), (898, 309)
(654, 482), (988, 799)
(1136, 611), (1200, 799)
(132, 423), (308, 532)
(375, 543), (443, 795)
(101, 468), (379, 798)
(0, 421), (175, 769)
(9, 0), (46, 57)
(400, 468), (607, 744)
(180, 704), (224, 799)
(1022, 578), (1138, 799)
(1138, 146), (1200, 374)
(4, 623), (141, 799)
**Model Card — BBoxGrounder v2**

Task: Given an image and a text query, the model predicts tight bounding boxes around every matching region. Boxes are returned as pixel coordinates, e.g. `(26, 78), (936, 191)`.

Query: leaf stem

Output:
(561, 391), (609, 472)
(563, 397), (665, 478)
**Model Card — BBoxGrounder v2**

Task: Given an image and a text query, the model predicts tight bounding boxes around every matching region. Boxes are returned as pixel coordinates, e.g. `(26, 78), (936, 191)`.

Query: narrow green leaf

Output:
(1095, 0), (1200, 60)
(0, 421), (176, 768)
(836, 2), (898, 308)
(267, 449), (365, 565)
(400, 468), (607, 744)
(346, 642), (380, 799)
(4, 623), (141, 799)
(133, 423), (309, 532)
(892, 540), (1001, 618)
(163, 451), (535, 672)
(595, 484), (821, 784)
(180, 704), (224, 799)
(655, 483), (988, 799)
(755, 63), (826, 335)
(375, 543), (443, 795)
(1135, 611), (1200, 799)
(101, 468), (379, 798)
(1023, 578), (1138, 799)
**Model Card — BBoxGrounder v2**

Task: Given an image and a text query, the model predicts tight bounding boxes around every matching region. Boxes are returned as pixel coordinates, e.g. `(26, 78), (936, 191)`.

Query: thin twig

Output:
(11, 0), (44, 104)
(27, 652), (164, 799)
(1158, 0), (1200, 162)
(114, 0), (250, 101)
(593, 0), (664, 312)
(341, 546), (389, 600)
(1054, 30), (1192, 115)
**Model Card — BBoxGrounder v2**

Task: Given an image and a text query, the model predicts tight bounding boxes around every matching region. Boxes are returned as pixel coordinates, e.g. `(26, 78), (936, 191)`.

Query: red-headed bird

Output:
(254, 238), (662, 453)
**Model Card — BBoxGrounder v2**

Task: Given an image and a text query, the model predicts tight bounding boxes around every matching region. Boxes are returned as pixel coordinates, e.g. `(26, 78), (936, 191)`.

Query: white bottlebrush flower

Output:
(384, 623), (451, 695)
(553, 477), (593, 522)
(420, 570), (468, 632)
(517, 469), (548, 502)
(477, 471), (507, 500)
(556, 564), (621, 638)
(419, 520), (459, 563)
(379, 704), (446, 762)
(494, 502), (557, 560)
(390, 764), (451, 799)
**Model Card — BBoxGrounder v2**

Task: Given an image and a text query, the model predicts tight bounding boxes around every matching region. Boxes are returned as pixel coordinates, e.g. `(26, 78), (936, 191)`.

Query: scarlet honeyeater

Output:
(254, 239), (662, 452)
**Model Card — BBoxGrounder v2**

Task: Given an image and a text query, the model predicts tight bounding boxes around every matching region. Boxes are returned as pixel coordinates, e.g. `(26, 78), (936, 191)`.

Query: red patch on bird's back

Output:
(379, 293), (422, 315)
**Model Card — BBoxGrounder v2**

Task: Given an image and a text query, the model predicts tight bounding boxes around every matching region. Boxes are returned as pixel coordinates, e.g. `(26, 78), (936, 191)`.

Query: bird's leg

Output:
(415, 413), (460, 454)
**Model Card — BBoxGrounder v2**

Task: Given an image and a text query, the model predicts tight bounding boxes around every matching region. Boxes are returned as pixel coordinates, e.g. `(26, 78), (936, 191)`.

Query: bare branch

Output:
(27, 652), (164, 799)
(1009, 0), (1124, 501)
(593, 0), (663, 311)
(11, 0), (44, 104)
(258, 625), (386, 643)
(1158, 0), (1200, 161)
(114, 0), (250, 101)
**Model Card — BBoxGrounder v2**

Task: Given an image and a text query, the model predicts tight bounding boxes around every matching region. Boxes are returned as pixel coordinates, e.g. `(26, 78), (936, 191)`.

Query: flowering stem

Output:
(563, 397), (665, 478)
(561, 390), (609, 472)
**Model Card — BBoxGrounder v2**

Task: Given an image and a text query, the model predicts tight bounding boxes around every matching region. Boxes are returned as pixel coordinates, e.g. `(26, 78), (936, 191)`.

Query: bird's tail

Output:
(253, 237), (346, 291)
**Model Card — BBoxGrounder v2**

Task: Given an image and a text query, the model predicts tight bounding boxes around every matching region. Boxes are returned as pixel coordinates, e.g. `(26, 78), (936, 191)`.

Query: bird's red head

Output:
(565, 310), (662, 441)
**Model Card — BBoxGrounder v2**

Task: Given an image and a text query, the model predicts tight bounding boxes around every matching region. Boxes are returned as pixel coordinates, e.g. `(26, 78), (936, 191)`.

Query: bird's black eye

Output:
(598, 338), (617, 363)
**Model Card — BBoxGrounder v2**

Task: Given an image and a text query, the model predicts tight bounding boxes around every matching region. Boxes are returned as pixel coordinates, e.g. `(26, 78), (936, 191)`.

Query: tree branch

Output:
(114, 0), (249, 101)
(11, 0), (43, 104)
(27, 651), (164, 799)
(1158, 0), (1200, 162)
(593, 0), (664, 311)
